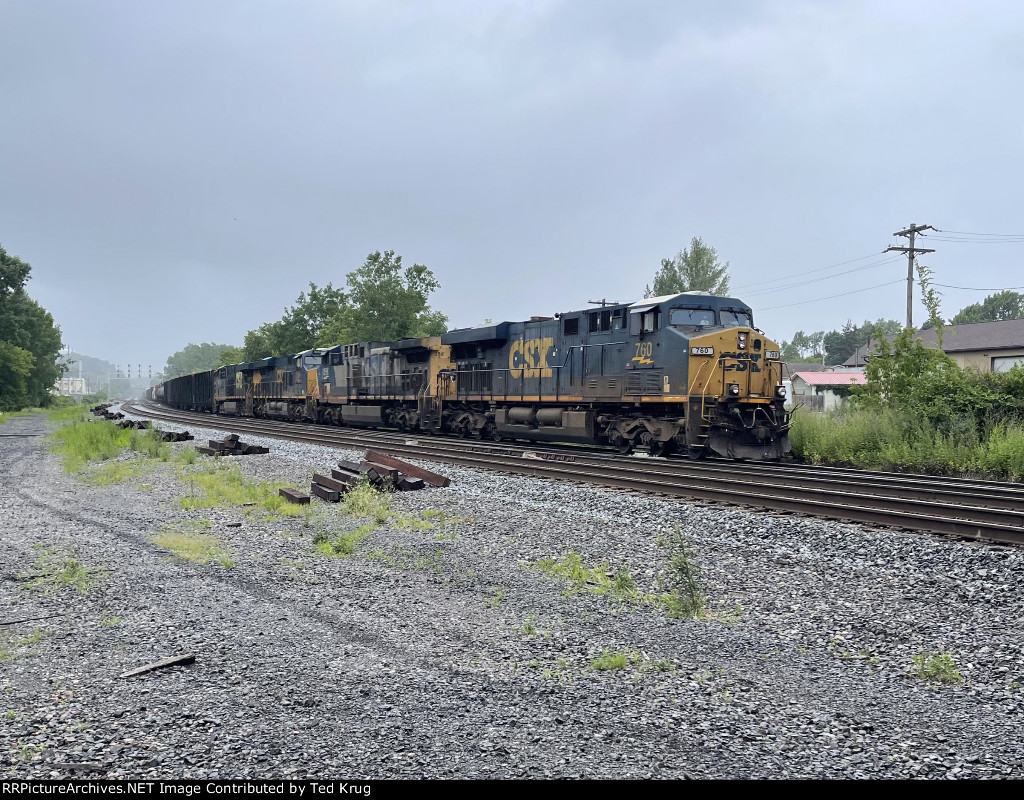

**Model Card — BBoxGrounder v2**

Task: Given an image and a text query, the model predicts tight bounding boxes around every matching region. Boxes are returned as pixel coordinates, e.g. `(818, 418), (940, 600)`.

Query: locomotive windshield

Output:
(670, 308), (715, 327)
(720, 309), (752, 327)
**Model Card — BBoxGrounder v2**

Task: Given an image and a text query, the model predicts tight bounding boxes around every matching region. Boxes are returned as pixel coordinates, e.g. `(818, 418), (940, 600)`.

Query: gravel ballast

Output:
(2, 408), (1023, 779)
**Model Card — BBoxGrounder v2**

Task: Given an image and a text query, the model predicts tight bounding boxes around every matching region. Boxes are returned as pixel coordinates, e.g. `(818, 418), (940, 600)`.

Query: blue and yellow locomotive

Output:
(156, 291), (791, 459)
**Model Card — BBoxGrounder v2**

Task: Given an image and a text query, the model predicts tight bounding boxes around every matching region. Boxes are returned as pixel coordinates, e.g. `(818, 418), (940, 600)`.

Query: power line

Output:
(759, 279), (905, 311)
(938, 229), (1024, 237)
(926, 237), (1024, 244)
(741, 256), (902, 298)
(933, 283), (1024, 291)
(731, 251), (886, 292)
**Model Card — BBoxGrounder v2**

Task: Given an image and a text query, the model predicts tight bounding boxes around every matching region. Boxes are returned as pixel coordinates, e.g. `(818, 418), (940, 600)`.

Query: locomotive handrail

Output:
(437, 342), (627, 401)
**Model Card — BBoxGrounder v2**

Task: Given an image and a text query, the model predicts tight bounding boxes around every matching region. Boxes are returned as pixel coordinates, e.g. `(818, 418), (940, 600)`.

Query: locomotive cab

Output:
(619, 292), (790, 459)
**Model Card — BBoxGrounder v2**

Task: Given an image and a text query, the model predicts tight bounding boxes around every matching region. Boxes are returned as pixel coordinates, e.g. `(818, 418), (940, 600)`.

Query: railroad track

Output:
(122, 401), (1024, 546)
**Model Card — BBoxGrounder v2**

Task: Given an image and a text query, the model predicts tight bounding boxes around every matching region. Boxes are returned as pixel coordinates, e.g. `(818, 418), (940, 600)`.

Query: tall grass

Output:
(791, 408), (1024, 480)
(48, 419), (169, 472)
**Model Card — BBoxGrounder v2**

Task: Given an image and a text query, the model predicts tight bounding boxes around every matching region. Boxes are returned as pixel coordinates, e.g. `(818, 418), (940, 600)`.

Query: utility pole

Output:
(886, 223), (936, 329)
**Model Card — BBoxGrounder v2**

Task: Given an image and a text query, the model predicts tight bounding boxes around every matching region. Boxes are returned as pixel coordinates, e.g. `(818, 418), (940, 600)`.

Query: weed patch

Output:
(587, 649), (674, 674)
(174, 447), (199, 466)
(0, 631), (46, 662)
(177, 463), (303, 518)
(339, 478), (392, 523)
(532, 552), (659, 609)
(590, 649), (641, 671)
(535, 551), (611, 595)
(150, 527), (235, 568)
(911, 652), (962, 683)
(79, 460), (153, 486)
(24, 547), (99, 594)
(485, 586), (506, 608)
(313, 525), (377, 557)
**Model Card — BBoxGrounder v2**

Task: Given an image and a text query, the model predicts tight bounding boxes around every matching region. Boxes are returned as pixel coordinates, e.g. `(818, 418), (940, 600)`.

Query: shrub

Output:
(657, 528), (705, 619)
(911, 652), (962, 683)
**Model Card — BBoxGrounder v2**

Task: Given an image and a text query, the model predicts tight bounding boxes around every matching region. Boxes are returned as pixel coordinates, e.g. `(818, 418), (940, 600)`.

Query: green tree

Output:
(645, 237), (731, 297)
(0, 341), (34, 410)
(948, 290), (1024, 325)
(822, 318), (902, 365)
(0, 244), (32, 305)
(243, 282), (349, 360)
(0, 249), (65, 409)
(163, 342), (244, 377)
(219, 346), (245, 365)
(319, 250), (448, 344)
(778, 340), (802, 362)
(780, 330), (825, 362)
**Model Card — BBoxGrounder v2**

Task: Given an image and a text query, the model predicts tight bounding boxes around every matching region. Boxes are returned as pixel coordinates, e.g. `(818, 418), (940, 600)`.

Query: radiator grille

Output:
(626, 370), (663, 395)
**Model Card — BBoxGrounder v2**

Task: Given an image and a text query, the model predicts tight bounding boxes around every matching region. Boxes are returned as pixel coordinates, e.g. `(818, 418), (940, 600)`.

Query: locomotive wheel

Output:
(648, 440), (668, 457)
(684, 445), (708, 460)
(615, 439), (635, 455)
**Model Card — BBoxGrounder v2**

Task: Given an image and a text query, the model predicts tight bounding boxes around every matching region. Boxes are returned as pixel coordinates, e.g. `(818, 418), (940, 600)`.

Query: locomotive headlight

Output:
(737, 332), (748, 349)
(727, 383), (741, 397)
(775, 384), (787, 398)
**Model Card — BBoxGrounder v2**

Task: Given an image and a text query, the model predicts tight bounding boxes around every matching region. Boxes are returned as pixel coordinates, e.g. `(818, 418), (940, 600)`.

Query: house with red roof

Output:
(789, 370), (867, 411)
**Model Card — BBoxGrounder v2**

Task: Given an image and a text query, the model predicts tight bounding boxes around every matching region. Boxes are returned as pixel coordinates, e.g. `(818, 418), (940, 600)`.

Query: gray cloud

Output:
(2, 0), (1022, 366)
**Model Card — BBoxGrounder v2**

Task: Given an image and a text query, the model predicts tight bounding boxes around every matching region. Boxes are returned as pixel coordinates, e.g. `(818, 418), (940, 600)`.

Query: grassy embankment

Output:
(790, 408), (1024, 481)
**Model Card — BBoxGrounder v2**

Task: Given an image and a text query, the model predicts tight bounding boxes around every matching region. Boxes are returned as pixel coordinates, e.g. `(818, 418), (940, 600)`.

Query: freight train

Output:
(149, 292), (792, 459)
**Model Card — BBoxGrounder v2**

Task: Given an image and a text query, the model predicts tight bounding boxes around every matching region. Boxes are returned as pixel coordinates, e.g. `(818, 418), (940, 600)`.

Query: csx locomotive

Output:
(152, 292), (792, 459)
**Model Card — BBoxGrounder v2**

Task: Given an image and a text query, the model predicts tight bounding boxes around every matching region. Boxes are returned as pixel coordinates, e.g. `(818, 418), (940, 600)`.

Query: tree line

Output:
(163, 250), (448, 376)
(780, 289), (1024, 366)
(0, 243), (64, 411)
(163, 238), (1023, 378)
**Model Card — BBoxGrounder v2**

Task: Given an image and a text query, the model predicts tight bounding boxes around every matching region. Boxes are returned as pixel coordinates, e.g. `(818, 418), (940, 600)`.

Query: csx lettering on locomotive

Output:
(509, 337), (554, 379)
(720, 352), (762, 372)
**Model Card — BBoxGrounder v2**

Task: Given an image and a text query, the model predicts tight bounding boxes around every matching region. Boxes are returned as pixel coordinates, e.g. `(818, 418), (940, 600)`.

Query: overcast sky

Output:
(2, 0), (1022, 370)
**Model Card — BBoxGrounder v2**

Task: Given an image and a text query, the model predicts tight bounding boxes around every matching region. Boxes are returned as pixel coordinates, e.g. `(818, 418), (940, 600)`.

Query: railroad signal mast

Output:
(886, 223), (936, 329)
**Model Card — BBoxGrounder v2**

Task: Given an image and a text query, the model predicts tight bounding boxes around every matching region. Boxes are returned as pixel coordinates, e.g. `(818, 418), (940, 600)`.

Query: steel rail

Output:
(122, 402), (1024, 546)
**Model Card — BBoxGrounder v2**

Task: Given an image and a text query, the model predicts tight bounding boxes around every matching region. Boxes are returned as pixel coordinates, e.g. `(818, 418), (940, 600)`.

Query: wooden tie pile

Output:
(197, 433), (269, 457)
(280, 449), (450, 505)
(158, 430), (195, 442)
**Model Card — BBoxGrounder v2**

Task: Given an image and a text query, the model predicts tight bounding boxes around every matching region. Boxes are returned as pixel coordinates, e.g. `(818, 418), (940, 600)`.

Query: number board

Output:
(764, 350), (781, 360)
(690, 346), (714, 356)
